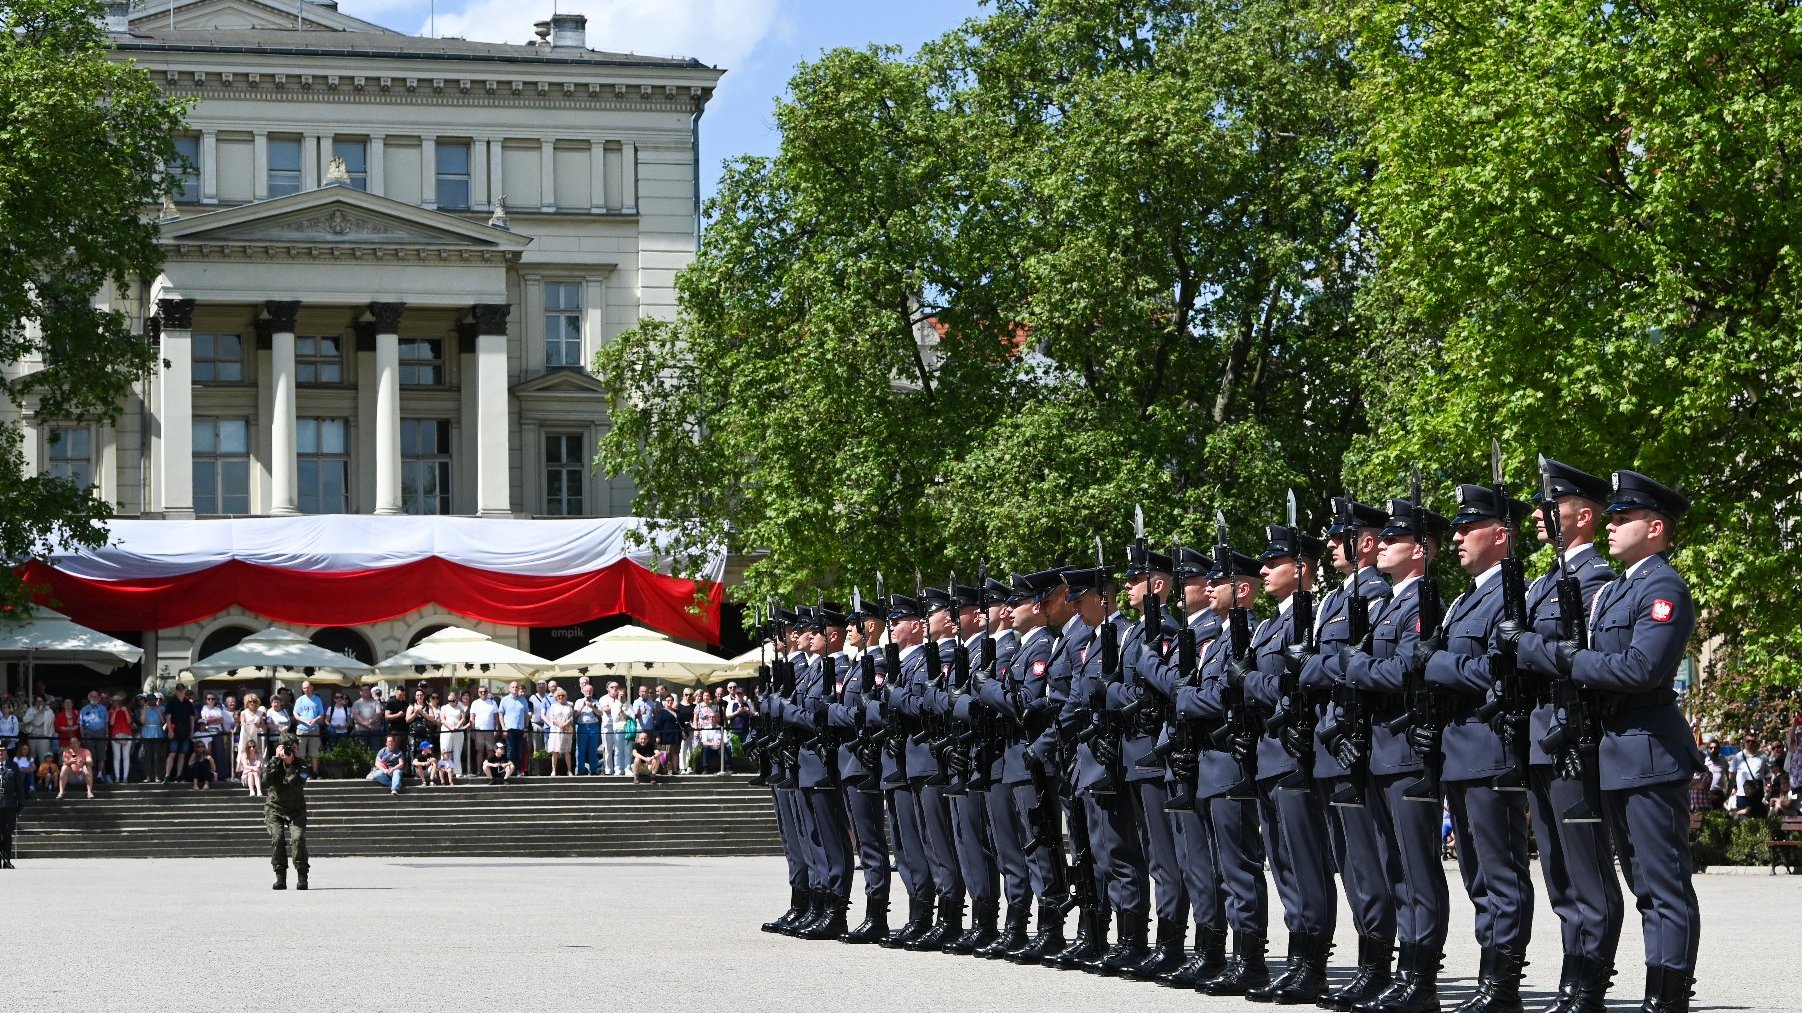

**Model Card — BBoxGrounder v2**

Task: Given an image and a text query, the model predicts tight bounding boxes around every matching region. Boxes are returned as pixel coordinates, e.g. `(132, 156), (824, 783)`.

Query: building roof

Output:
(116, 27), (714, 70)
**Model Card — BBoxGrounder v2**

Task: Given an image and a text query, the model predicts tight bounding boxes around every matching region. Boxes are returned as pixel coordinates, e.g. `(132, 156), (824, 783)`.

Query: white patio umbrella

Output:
(0, 608), (143, 698)
(367, 626), (551, 685)
(718, 644), (766, 677)
(182, 628), (370, 686)
(548, 624), (732, 687)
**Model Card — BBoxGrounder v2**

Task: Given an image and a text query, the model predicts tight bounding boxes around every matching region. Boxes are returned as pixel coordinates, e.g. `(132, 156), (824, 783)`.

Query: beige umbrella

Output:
(548, 623), (732, 688)
(368, 626), (551, 685)
(182, 628), (367, 686)
(0, 608), (143, 698)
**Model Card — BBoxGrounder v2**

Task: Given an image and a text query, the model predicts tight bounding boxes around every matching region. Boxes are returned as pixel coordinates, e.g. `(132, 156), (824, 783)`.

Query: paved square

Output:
(3, 856), (1791, 1012)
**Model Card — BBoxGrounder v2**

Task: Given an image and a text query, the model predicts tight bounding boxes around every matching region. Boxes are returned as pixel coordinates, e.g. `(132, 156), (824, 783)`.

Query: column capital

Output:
(470, 302), (511, 335)
(157, 297), (196, 330)
(264, 299), (301, 332)
(368, 301), (407, 334)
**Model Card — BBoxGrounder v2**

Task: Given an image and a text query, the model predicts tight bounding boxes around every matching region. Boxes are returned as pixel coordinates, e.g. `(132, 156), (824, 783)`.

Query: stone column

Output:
(156, 296), (197, 519)
(253, 130), (270, 200)
(420, 135), (436, 209)
(589, 139), (606, 213)
(266, 300), (301, 516)
(200, 130), (219, 205)
(471, 303), (511, 517)
(471, 137), (490, 211)
(540, 138), (555, 212)
(369, 135), (386, 197)
(370, 301), (406, 515)
(621, 141), (637, 213)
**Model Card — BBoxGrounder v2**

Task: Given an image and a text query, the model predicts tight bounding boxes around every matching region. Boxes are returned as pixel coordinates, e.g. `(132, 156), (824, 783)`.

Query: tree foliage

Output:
(1, 0), (187, 607)
(599, 0), (1364, 602)
(1344, 0), (1802, 691)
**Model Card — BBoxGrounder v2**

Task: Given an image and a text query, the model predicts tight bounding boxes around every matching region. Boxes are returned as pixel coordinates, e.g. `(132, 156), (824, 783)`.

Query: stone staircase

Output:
(14, 775), (783, 860)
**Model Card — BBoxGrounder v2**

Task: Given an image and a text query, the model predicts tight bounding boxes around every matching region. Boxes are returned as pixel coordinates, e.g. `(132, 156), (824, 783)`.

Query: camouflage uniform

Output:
(262, 733), (310, 886)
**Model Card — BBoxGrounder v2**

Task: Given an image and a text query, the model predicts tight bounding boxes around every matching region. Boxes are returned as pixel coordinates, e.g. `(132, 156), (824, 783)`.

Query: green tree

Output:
(598, 0), (1366, 603)
(1344, 0), (1802, 690)
(1, 0), (188, 608)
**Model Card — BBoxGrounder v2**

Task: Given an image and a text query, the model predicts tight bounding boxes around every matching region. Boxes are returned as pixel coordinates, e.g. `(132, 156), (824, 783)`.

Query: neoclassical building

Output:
(2, 0), (725, 688)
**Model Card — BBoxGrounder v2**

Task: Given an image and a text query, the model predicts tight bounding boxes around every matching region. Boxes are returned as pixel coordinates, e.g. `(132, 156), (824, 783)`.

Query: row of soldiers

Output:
(747, 457), (1702, 1013)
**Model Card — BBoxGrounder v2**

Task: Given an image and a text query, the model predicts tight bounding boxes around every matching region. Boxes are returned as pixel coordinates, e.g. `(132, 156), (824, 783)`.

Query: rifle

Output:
(1397, 469), (1448, 804)
(877, 573), (909, 788)
(914, 570), (952, 788)
(1476, 440), (1531, 792)
(844, 586), (887, 795)
(1272, 489), (1317, 792)
(933, 569), (972, 795)
(1136, 505), (1162, 644)
(1157, 537), (1203, 810)
(1061, 771), (1099, 914)
(1083, 535), (1123, 797)
(1534, 457), (1605, 824)
(1324, 496), (1372, 808)
(743, 602), (776, 787)
(1212, 511), (1259, 800)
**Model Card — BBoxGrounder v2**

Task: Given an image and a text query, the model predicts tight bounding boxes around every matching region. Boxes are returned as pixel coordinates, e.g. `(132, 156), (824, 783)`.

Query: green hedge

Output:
(1691, 812), (1783, 868)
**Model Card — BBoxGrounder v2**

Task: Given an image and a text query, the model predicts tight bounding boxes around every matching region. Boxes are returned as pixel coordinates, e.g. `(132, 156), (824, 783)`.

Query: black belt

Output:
(1607, 688), (1676, 711)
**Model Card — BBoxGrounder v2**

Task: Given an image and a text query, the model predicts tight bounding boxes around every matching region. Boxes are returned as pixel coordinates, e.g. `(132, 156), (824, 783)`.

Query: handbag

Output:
(622, 716), (639, 738)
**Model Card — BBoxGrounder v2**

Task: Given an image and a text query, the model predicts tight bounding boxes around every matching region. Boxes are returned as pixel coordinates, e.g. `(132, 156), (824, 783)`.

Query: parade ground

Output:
(5, 855), (1792, 1012)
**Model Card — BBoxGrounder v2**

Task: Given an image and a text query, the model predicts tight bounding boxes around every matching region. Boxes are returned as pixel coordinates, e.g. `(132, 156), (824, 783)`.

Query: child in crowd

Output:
(483, 740), (514, 784)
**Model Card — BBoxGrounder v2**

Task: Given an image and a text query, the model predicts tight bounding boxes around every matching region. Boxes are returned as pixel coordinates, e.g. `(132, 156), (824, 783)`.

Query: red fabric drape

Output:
(18, 559), (721, 644)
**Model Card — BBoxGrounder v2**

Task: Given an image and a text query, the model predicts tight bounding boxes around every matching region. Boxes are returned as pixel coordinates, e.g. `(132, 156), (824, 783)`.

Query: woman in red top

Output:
(53, 699), (80, 749)
(107, 695), (136, 784)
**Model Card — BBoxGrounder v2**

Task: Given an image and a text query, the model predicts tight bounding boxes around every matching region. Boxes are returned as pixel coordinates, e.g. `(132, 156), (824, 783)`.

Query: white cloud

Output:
(338, 0), (778, 68)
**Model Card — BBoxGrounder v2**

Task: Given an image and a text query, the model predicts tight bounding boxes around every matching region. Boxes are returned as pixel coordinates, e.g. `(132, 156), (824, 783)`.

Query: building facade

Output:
(2, 0), (722, 687)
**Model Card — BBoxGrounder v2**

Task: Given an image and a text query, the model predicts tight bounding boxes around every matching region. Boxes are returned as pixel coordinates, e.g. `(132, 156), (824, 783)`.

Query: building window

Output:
(400, 419), (452, 515)
(296, 335), (344, 385)
(193, 333), (245, 383)
(544, 282), (583, 368)
(194, 418), (250, 515)
(268, 137), (302, 197)
(297, 418), (350, 514)
(544, 432), (586, 516)
(399, 338), (445, 386)
(332, 138), (368, 191)
(436, 141), (471, 210)
(170, 135), (201, 203)
(47, 427), (93, 487)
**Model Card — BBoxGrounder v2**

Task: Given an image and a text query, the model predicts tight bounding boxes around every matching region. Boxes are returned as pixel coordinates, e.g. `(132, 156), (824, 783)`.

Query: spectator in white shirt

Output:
(572, 684), (604, 776)
(600, 683), (628, 776)
(545, 690), (575, 776)
(468, 686), (500, 772)
(439, 692), (468, 780)
(529, 681), (551, 753)
(23, 696), (56, 768)
(350, 687), (383, 751)
(1729, 736), (1771, 811)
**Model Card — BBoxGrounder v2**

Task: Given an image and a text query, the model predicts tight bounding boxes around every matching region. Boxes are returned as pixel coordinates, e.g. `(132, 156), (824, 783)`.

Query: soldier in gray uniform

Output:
(880, 592), (939, 948)
(780, 604), (854, 940)
(1343, 498), (1452, 1013)
(976, 575), (1039, 959)
(831, 596), (893, 943)
(904, 585), (968, 951)
(943, 580), (1002, 955)
(1244, 524), (1338, 1003)
(263, 731), (310, 890)
(0, 742), (24, 869)
(1004, 568), (1075, 965)
(1422, 485), (1536, 1013)
(1304, 498), (1398, 1010)
(1514, 460), (1622, 1012)
(1503, 469), (1703, 1013)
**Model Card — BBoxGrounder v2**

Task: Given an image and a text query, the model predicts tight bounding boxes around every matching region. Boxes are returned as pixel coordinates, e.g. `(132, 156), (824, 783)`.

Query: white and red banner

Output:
(19, 516), (724, 643)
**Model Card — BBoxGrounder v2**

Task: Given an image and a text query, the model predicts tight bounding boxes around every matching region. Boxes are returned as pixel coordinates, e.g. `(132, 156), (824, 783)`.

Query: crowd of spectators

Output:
(0, 676), (761, 799)
(1691, 721), (1802, 821)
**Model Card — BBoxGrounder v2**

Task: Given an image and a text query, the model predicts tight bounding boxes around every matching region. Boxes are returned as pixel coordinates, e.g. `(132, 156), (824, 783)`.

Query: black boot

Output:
(782, 889), (821, 937)
(882, 893), (933, 949)
(295, 869), (308, 891)
(1321, 935), (1393, 1010)
(839, 895), (889, 944)
(1161, 925), (1227, 988)
(1247, 931), (1307, 1003)
(1640, 966), (1692, 1013)
(272, 869), (287, 890)
(1545, 955), (1613, 1013)
(1010, 902), (1065, 964)
(1200, 930), (1271, 996)
(907, 894), (963, 952)
(1358, 943), (1440, 1013)
(1267, 931), (1331, 1004)
(1098, 909), (1152, 976)
(980, 902), (1031, 959)
(1049, 905), (1108, 969)
(800, 894), (850, 940)
(762, 887), (806, 934)
(948, 899), (997, 955)
(1131, 917), (1188, 981)
(1455, 947), (1524, 1013)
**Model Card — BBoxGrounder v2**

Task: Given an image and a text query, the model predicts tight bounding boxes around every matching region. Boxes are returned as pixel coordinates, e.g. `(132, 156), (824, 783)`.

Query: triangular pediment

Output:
(513, 368), (609, 395)
(129, 0), (398, 33)
(160, 187), (532, 252)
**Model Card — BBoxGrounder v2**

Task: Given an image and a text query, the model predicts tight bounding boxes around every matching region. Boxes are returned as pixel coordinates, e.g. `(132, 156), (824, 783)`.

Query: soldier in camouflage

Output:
(263, 731), (311, 890)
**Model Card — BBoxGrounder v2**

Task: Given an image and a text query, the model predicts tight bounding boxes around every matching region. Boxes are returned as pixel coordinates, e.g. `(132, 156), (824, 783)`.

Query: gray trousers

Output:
(1529, 764), (1624, 961)
(1607, 780), (1699, 973)
(842, 785), (891, 900)
(1446, 780), (1533, 951)
(1258, 775), (1336, 937)
(1207, 793), (1268, 935)
(1371, 772), (1449, 951)
(1130, 779), (1188, 922)
(1319, 773), (1398, 941)
(984, 784), (1033, 910)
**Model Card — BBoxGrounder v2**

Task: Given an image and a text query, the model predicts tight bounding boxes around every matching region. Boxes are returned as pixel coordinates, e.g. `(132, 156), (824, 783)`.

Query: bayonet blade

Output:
(1095, 535), (1106, 567)
(1134, 503), (1146, 541)
(852, 586), (863, 615)
(1215, 509), (1229, 546)
(1286, 489), (1299, 530)
(1491, 439), (1505, 486)
(875, 572), (886, 601)
(914, 568), (922, 596)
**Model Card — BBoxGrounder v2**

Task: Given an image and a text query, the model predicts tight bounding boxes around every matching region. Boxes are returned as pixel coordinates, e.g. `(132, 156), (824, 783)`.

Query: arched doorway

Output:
(309, 626), (375, 666)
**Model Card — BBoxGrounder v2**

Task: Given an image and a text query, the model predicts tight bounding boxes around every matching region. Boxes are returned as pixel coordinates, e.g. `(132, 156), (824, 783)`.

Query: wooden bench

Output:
(1769, 815), (1802, 875)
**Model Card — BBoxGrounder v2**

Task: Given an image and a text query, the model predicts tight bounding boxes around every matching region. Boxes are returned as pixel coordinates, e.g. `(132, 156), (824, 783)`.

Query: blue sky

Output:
(336, 0), (989, 202)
